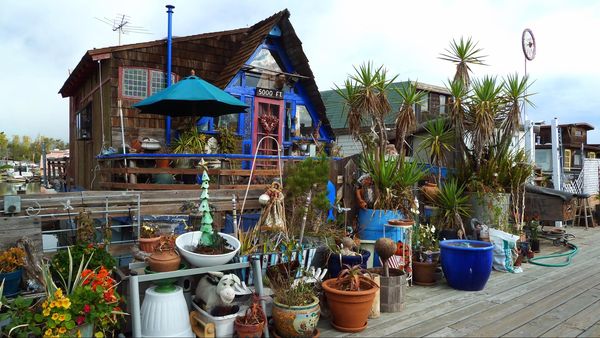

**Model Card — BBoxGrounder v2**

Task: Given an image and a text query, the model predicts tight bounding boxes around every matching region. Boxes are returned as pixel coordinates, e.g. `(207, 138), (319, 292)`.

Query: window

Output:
(588, 152), (596, 159)
(574, 153), (581, 166)
(121, 67), (176, 99)
(564, 149), (572, 169)
(218, 114), (239, 132)
(76, 105), (92, 140)
(439, 95), (447, 114)
(295, 105), (313, 137)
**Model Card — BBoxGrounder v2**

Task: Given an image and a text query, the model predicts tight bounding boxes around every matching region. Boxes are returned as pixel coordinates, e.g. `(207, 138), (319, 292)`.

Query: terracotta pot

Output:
(387, 219), (415, 227)
(148, 250), (181, 272)
(321, 278), (378, 333)
(155, 159), (171, 168)
(272, 296), (320, 338)
(412, 261), (438, 286)
(421, 182), (439, 201)
(139, 236), (161, 254)
(234, 318), (265, 338)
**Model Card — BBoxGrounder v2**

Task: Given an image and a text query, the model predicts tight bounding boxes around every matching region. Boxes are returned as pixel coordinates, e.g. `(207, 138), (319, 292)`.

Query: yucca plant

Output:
(417, 118), (455, 184)
(439, 36), (487, 87)
(435, 179), (470, 236)
(335, 61), (398, 159)
(393, 81), (428, 156)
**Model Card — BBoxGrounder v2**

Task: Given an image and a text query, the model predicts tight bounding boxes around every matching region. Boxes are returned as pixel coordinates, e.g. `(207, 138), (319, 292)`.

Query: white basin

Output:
(175, 231), (240, 267)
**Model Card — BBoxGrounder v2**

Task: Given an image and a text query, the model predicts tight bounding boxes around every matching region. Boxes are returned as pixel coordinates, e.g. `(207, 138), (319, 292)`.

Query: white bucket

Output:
(141, 285), (193, 337)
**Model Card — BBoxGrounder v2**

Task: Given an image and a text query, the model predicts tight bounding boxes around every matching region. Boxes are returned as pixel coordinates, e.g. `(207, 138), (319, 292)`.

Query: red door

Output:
(253, 97), (284, 168)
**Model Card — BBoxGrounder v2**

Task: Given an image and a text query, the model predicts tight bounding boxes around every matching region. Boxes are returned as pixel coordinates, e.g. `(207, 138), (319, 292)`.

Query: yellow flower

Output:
(58, 327), (67, 334)
(42, 300), (48, 309)
(58, 314), (66, 322)
(61, 298), (71, 309)
(77, 329), (82, 338)
(51, 313), (59, 321)
(45, 328), (53, 336)
(43, 308), (51, 316)
(54, 289), (63, 298)
(49, 301), (56, 308)
(94, 332), (104, 338)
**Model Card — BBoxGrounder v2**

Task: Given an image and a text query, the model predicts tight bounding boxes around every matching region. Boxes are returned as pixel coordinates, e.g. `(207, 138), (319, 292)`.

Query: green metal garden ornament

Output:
(199, 170), (214, 246)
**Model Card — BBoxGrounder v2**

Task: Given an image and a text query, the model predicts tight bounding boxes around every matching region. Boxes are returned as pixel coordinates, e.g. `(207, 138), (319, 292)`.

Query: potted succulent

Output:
(434, 179), (471, 240)
(139, 222), (161, 253)
(412, 223), (440, 286)
(0, 246), (26, 297)
(234, 294), (266, 338)
(321, 264), (379, 332)
(147, 234), (181, 272)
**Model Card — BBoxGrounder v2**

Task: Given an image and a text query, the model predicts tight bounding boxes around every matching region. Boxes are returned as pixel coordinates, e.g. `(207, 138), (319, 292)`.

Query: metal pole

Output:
(129, 275), (142, 337)
(41, 141), (47, 187)
(165, 5), (174, 146)
(251, 257), (269, 338)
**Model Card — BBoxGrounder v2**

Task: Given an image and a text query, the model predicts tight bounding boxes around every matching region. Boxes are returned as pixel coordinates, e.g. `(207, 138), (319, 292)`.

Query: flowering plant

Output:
(414, 223), (439, 262)
(140, 222), (160, 238)
(69, 266), (126, 336)
(0, 246), (26, 273)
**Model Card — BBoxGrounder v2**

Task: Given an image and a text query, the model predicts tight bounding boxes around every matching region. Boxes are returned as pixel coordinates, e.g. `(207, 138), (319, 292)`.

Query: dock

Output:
(319, 226), (600, 337)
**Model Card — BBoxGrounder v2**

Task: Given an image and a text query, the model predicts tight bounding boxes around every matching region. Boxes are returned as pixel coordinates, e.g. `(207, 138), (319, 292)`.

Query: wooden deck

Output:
(319, 226), (600, 337)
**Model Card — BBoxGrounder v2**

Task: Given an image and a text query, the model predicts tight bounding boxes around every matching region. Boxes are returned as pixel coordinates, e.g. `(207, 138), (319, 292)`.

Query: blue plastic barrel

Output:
(440, 240), (494, 291)
(358, 209), (405, 267)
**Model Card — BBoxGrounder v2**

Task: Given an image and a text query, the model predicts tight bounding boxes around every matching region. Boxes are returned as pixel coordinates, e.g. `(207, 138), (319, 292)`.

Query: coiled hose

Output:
(529, 242), (579, 267)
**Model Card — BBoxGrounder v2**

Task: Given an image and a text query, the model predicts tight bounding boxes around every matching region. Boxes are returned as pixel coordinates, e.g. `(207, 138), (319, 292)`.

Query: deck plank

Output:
(318, 227), (600, 338)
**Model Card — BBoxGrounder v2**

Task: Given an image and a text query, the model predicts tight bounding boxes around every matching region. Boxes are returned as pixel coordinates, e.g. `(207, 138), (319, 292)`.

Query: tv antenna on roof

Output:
(95, 14), (151, 45)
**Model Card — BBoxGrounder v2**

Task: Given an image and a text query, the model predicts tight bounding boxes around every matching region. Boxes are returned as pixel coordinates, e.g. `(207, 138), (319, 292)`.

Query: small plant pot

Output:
(421, 182), (439, 201)
(234, 319), (265, 338)
(148, 251), (181, 272)
(412, 261), (438, 286)
(0, 268), (22, 297)
(155, 159), (171, 168)
(139, 236), (161, 254)
(367, 268), (406, 312)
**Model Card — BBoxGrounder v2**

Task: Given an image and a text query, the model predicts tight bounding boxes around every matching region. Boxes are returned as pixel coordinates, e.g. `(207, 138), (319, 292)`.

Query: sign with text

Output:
(255, 87), (283, 100)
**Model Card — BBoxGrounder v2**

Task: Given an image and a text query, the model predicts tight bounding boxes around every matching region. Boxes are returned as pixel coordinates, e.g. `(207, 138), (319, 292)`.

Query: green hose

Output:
(529, 243), (579, 267)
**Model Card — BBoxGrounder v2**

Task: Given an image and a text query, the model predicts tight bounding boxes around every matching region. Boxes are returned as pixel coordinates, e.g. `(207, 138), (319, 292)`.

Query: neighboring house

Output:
(59, 9), (335, 189)
(535, 123), (600, 175)
(321, 81), (451, 159)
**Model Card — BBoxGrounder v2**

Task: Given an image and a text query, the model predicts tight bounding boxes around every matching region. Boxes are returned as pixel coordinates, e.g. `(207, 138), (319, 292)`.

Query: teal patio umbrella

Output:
(133, 73), (248, 117)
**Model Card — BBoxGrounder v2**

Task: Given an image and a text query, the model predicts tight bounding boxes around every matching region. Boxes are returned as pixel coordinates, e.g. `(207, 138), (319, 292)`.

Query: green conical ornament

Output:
(199, 170), (214, 246)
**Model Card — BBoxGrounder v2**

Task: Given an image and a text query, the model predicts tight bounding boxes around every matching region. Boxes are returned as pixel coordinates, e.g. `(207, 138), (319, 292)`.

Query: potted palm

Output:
(417, 118), (455, 199)
(0, 246), (26, 297)
(322, 264), (379, 332)
(434, 178), (471, 240)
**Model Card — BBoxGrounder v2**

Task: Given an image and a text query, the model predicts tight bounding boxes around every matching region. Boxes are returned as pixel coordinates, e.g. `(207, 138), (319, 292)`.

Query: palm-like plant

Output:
(417, 118), (455, 184)
(500, 73), (535, 144)
(435, 179), (470, 236)
(335, 62), (398, 159)
(439, 36), (487, 87)
(393, 81), (428, 157)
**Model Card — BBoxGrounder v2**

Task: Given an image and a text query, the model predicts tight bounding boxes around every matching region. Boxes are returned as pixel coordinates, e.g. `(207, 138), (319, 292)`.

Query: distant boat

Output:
(6, 165), (34, 183)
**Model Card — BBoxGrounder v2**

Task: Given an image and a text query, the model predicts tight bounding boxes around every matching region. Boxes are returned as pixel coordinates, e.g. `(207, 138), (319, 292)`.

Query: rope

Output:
(529, 242), (578, 267)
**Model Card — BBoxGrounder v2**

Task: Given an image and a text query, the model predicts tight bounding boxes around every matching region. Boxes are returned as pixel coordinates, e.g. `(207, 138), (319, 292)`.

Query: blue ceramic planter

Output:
(327, 249), (371, 278)
(440, 240), (493, 291)
(358, 209), (405, 267)
(0, 268), (23, 297)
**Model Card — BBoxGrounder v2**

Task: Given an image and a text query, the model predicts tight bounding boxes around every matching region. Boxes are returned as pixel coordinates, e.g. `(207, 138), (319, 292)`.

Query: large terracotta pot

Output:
(412, 261), (438, 286)
(148, 250), (181, 272)
(139, 236), (161, 254)
(321, 278), (378, 333)
(272, 295), (320, 338)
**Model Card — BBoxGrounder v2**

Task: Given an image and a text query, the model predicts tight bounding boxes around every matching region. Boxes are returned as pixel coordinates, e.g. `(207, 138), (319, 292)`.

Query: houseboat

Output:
(59, 9), (335, 191)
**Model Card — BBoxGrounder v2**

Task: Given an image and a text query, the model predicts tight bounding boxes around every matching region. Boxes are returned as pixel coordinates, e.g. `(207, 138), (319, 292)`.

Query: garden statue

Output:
(340, 237), (360, 256)
(195, 272), (242, 310)
(199, 170), (214, 246)
(356, 174), (375, 209)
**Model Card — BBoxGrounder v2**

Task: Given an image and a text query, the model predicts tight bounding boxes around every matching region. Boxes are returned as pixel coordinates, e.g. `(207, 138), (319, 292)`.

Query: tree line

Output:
(0, 132), (68, 163)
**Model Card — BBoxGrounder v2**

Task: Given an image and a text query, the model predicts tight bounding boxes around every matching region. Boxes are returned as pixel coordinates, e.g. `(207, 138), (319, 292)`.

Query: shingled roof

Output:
(59, 9), (333, 136)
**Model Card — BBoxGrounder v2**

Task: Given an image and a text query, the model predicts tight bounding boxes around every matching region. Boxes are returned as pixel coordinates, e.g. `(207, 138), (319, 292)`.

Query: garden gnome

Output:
(356, 174), (375, 209)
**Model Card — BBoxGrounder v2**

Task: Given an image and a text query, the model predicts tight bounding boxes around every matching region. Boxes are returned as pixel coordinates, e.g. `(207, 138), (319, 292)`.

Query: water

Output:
(445, 241), (490, 248)
(0, 182), (41, 195)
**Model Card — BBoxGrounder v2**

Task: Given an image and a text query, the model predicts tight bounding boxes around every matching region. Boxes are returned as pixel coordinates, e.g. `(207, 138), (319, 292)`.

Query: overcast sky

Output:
(2, 0), (599, 142)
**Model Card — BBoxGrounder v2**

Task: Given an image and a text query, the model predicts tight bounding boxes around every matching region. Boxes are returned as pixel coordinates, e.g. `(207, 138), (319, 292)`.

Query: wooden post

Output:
(369, 274), (381, 318)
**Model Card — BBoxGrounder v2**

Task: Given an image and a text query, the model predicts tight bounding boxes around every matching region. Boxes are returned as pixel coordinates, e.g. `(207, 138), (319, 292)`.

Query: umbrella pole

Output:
(165, 4), (175, 146)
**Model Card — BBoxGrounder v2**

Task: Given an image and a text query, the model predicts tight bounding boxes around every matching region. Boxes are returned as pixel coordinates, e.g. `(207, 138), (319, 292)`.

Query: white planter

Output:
(141, 285), (193, 337)
(175, 232), (241, 267)
(192, 298), (247, 338)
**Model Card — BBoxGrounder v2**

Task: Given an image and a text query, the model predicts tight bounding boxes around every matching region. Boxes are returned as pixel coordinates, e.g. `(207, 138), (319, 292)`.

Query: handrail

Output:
(97, 153), (340, 160)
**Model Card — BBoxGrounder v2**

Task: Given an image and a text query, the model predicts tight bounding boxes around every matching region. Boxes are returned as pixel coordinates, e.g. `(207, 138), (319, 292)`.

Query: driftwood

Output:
(16, 237), (45, 291)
